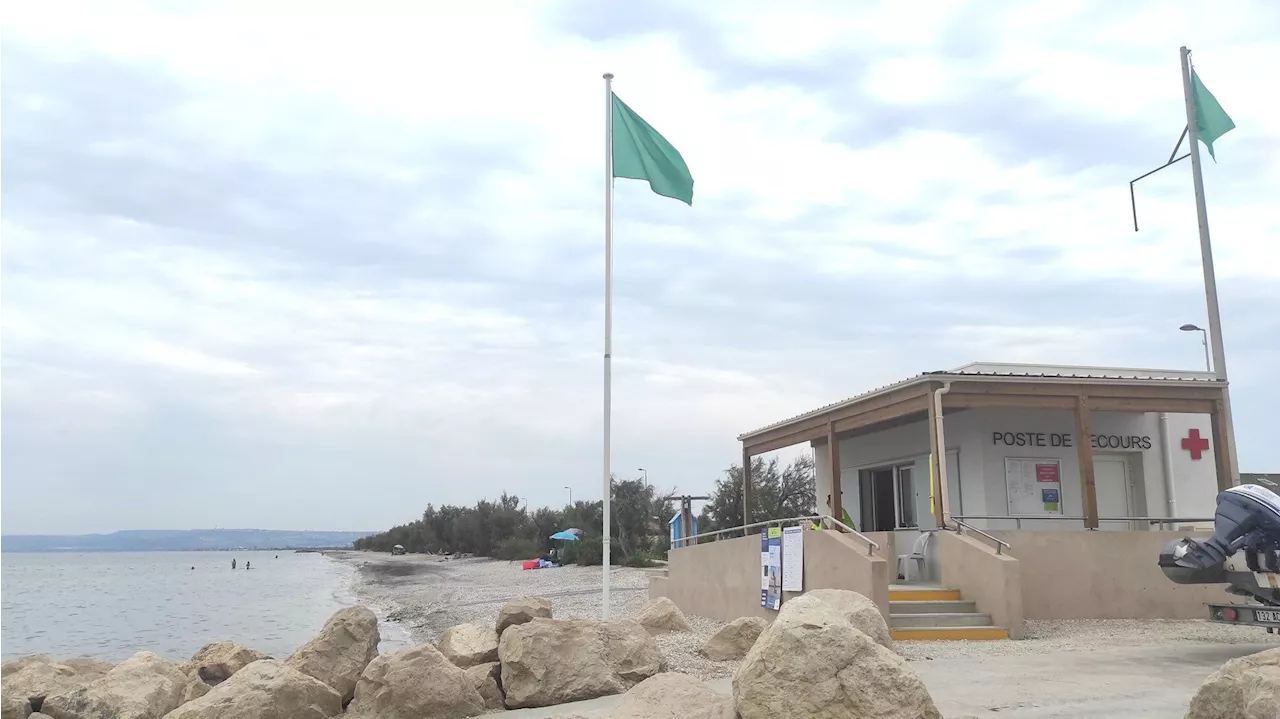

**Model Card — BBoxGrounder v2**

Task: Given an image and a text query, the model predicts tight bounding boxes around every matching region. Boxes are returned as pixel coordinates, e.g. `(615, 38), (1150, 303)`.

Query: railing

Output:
(952, 519), (1012, 555)
(671, 514), (881, 556)
(952, 515), (1214, 531)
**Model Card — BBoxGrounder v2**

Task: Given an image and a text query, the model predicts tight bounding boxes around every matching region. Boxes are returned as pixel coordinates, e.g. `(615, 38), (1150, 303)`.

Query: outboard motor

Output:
(1160, 484), (1280, 605)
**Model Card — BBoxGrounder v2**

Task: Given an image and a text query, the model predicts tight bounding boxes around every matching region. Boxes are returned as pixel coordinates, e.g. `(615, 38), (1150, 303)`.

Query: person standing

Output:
(231, 558), (236, 569)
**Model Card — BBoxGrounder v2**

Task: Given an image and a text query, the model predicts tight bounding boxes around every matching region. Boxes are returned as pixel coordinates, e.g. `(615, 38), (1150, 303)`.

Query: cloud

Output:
(1, 1), (1277, 534)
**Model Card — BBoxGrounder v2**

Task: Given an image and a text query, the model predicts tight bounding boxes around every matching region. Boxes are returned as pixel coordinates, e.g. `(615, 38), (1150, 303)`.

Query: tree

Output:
(699, 455), (816, 534)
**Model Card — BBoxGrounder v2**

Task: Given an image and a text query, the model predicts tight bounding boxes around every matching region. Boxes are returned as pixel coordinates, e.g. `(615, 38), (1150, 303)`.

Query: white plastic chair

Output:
(897, 532), (930, 582)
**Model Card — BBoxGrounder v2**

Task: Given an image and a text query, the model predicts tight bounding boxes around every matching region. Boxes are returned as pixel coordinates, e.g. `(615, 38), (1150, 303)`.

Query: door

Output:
(1094, 456), (1133, 531)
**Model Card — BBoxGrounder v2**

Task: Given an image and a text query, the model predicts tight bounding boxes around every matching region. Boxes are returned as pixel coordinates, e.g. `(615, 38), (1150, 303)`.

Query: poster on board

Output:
(761, 527), (782, 610)
(1005, 458), (1064, 515)
(781, 525), (804, 592)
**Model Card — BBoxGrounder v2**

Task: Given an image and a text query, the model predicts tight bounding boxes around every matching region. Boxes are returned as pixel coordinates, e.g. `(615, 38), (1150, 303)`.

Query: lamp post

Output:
(638, 468), (648, 491)
(1180, 323), (1212, 372)
(564, 486), (572, 506)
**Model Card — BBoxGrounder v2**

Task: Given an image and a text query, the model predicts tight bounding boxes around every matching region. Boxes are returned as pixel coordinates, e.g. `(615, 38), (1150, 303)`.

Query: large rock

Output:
(634, 597), (693, 634)
(2, 661), (94, 712)
(611, 673), (735, 719)
(801, 588), (892, 648)
(495, 596), (552, 636)
(345, 644), (484, 719)
(464, 662), (505, 712)
(699, 617), (769, 661)
(183, 642), (269, 684)
(1, 692), (30, 719)
(1, 656), (51, 678)
(165, 659), (342, 719)
(286, 606), (380, 705)
(41, 651), (188, 719)
(733, 594), (940, 719)
(180, 676), (211, 704)
(1186, 647), (1280, 719)
(438, 623), (500, 668)
(499, 618), (663, 709)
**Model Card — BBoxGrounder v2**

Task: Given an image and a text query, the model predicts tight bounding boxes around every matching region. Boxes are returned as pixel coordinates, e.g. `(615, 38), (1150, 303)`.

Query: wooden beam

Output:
(1211, 400), (1233, 492)
(830, 396), (930, 435)
(926, 383), (944, 526)
(1075, 395), (1099, 530)
(944, 393), (1076, 410)
(1089, 397), (1218, 414)
(947, 380), (1223, 402)
(741, 445), (753, 527)
(828, 422), (842, 527)
(741, 382), (932, 454)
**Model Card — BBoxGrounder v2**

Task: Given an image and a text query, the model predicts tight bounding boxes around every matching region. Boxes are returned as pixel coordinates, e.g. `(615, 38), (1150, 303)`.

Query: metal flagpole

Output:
(1179, 46), (1239, 484)
(601, 72), (615, 619)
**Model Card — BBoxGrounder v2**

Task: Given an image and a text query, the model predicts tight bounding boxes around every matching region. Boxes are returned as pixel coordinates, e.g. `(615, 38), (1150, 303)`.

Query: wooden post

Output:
(1211, 399), (1233, 491)
(741, 445), (753, 528)
(828, 422), (842, 526)
(1075, 395), (1099, 530)
(927, 383), (945, 526)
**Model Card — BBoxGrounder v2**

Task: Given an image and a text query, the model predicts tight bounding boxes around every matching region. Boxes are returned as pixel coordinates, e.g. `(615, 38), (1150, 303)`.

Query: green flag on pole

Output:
(1191, 69), (1234, 160)
(611, 94), (694, 205)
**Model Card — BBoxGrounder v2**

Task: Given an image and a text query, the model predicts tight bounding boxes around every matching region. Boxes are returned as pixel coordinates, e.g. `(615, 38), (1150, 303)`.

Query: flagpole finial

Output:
(603, 73), (614, 80)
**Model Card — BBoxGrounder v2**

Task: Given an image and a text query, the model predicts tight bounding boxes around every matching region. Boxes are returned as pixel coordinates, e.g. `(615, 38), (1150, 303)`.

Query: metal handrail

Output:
(952, 514), (1213, 530)
(818, 514), (880, 556)
(953, 520), (1012, 555)
(671, 515), (819, 548)
(670, 514), (881, 556)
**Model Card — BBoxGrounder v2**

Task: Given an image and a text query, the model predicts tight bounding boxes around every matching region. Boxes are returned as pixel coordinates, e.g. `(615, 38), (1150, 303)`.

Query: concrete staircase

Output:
(888, 585), (1008, 640)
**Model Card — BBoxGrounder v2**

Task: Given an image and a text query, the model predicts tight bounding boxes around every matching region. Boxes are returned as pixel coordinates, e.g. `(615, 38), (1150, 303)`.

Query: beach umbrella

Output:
(549, 530), (580, 541)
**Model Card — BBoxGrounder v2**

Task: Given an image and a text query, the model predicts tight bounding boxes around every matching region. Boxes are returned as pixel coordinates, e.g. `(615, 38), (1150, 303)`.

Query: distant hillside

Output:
(0, 529), (374, 553)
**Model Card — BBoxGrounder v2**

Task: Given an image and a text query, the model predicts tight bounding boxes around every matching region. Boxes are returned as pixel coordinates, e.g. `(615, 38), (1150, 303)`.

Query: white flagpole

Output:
(602, 72), (615, 619)
(1179, 46), (1239, 484)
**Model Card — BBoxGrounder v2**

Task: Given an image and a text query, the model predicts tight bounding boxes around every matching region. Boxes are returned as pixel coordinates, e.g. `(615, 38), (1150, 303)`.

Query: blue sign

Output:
(1041, 488), (1060, 503)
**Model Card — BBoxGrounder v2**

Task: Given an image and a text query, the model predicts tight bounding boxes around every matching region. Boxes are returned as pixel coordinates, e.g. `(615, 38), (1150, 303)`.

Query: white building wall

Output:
(810, 407), (1220, 532)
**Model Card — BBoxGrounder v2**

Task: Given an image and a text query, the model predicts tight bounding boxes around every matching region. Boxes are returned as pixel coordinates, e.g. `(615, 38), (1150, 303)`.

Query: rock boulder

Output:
(182, 642), (269, 684)
(699, 617), (768, 661)
(611, 673), (735, 719)
(634, 597), (693, 634)
(165, 659), (342, 719)
(2, 661), (91, 713)
(499, 618), (663, 709)
(438, 623), (500, 668)
(57, 660), (111, 681)
(733, 595), (940, 719)
(286, 606), (380, 705)
(346, 644), (483, 719)
(1186, 647), (1280, 719)
(1, 692), (31, 719)
(495, 596), (552, 636)
(801, 589), (892, 648)
(464, 662), (505, 712)
(1, 655), (51, 678)
(180, 676), (210, 704)
(40, 651), (188, 719)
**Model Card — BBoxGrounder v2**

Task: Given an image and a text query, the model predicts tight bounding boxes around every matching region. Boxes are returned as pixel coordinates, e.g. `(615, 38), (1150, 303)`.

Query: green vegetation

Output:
(354, 458), (815, 561)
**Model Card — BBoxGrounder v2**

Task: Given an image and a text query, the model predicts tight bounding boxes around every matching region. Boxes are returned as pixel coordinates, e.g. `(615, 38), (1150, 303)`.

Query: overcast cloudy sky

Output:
(2, 1), (1277, 535)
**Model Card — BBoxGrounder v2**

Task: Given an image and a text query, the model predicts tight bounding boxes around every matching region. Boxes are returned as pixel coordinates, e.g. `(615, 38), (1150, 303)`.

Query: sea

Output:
(0, 550), (407, 662)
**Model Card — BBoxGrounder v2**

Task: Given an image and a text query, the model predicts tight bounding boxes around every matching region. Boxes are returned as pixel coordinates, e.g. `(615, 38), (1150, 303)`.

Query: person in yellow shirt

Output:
(811, 494), (856, 530)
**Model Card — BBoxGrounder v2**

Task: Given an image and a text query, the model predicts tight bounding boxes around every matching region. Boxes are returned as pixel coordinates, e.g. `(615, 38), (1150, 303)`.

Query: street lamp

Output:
(564, 486), (572, 506)
(638, 468), (648, 489)
(1179, 324), (1212, 372)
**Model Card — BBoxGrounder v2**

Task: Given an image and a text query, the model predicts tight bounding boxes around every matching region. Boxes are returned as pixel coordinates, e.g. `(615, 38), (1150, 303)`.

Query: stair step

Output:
(888, 587), (961, 602)
(892, 626), (1009, 641)
(889, 600), (978, 614)
(890, 612), (994, 628)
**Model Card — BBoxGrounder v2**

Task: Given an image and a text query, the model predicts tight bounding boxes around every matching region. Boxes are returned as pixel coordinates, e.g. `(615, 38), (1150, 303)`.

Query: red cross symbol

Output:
(1181, 428), (1210, 460)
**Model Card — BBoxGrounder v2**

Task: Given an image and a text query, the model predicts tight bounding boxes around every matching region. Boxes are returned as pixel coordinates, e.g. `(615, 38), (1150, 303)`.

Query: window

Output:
(859, 463), (919, 531)
(896, 466), (917, 528)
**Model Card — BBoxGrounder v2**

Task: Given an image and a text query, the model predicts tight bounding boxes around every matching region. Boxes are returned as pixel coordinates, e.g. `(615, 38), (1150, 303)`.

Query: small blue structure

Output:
(668, 511), (699, 549)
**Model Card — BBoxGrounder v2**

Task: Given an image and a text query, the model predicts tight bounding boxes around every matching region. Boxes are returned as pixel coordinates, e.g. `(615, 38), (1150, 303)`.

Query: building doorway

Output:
(1094, 455), (1136, 531)
(859, 464), (917, 532)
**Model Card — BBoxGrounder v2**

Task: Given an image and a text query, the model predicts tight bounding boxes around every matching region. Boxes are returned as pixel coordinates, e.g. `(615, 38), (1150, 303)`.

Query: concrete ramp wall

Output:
(651, 529), (890, 623)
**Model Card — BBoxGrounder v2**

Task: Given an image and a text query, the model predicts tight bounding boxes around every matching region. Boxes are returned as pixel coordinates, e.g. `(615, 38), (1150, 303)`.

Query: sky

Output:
(2, 1), (1278, 535)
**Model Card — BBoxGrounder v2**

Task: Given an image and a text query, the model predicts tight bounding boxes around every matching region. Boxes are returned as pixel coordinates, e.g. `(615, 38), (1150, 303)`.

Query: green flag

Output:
(1191, 69), (1234, 160)
(611, 94), (694, 205)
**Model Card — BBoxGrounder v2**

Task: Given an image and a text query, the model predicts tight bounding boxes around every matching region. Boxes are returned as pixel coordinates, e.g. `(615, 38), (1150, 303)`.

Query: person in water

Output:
(245, 560), (251, 570)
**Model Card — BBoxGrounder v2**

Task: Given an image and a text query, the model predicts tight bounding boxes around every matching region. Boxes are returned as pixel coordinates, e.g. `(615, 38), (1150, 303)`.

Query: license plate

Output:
(1255, 609), (1280, 624)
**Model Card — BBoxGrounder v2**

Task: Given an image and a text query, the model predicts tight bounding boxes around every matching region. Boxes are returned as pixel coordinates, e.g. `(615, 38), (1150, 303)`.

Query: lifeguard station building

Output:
(650, 362), (1237, 640)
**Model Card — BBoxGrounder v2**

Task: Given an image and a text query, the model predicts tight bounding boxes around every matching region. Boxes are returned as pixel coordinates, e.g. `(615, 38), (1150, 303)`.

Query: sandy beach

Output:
(328, 551), (734, 679)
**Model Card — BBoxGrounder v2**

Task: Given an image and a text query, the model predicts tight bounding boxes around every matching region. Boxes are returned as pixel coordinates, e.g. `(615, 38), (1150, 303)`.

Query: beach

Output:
(328, 551), (734, 678)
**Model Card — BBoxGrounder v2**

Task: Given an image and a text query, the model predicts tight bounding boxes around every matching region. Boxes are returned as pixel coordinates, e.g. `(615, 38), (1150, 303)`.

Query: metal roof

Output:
(737, 361), (1223, 441)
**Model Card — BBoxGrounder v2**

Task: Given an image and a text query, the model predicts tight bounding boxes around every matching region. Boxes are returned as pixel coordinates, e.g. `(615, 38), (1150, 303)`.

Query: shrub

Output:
(623, 550), (660, 568)
(576, 536), (603, 566)
(494, 536), (540, 561)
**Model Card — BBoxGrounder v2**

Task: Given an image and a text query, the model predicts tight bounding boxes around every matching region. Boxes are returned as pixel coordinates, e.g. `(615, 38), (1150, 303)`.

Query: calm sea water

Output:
(1, 550), (403, 662)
